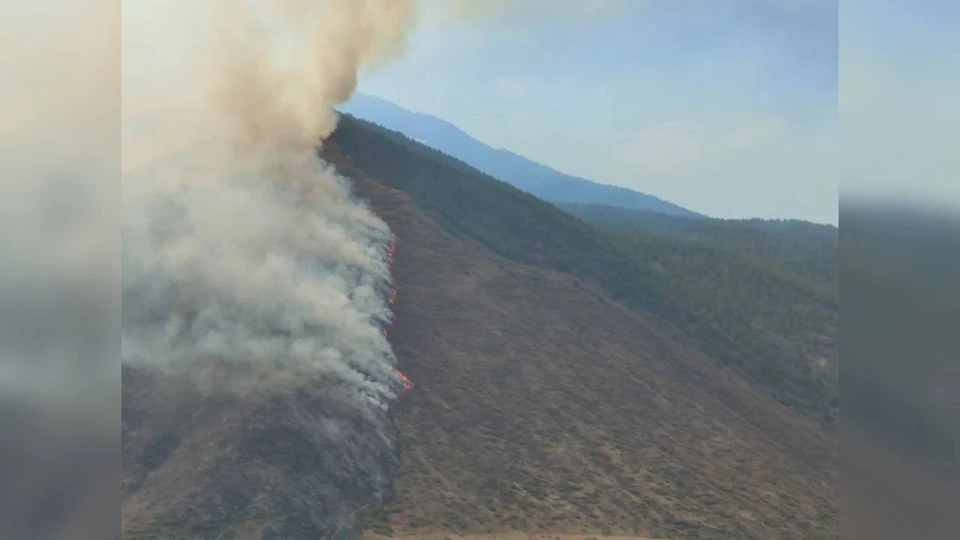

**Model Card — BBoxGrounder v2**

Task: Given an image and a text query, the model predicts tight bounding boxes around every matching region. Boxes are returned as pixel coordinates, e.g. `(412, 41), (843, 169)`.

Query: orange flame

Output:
(386, 240), (413, 395)
(396, 370), (414, 392)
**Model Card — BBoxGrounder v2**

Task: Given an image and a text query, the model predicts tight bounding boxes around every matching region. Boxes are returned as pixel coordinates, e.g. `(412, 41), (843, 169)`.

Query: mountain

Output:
(323, 115), (838, 539)
(338, 94), (701, 218)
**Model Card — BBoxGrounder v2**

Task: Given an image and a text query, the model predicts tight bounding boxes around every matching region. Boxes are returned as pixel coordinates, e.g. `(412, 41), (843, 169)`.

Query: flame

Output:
(386, 239), (413, 395)
(387, 242), (396, 265)
(396, 370), (414, 392)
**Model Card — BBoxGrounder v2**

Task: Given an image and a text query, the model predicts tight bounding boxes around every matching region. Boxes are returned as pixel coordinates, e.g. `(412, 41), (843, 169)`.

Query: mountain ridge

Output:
(338, 94), (701, 218)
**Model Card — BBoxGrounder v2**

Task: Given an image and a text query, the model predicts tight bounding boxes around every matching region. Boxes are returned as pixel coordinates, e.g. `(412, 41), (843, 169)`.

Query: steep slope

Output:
(328, 115), (838, 427)
(321, 136), (839, 540)
(338, 94), (699, 218)
(559, 202), (840, 411)
(559, 202), (838, 287)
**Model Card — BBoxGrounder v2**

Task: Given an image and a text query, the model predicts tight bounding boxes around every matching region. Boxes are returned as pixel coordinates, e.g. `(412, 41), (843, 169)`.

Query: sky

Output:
(353, 0), (960, 225)
(355, 0), (840, 223)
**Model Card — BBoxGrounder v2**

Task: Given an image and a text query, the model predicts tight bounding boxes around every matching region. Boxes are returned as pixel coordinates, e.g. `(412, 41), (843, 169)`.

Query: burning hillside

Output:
(122, 1), (417, 538)
(385, 240), (415, 394)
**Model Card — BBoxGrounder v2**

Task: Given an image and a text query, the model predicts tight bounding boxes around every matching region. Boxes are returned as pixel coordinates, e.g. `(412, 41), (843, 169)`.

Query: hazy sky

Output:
(356, 0), (840, 223)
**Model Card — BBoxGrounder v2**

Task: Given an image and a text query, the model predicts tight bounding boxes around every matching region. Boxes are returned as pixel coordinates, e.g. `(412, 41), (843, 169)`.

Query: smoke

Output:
(122, 0), (416, 403)
(122, 4), (419, 533)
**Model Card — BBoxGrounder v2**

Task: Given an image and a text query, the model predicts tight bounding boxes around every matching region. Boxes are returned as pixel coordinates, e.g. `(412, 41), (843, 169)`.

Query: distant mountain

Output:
(338, 93), (701, 218)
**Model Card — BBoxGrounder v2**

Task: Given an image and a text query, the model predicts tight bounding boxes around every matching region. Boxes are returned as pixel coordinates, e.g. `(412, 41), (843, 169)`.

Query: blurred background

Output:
(842, 0), (960, 538)
(0, 1), (118, 539)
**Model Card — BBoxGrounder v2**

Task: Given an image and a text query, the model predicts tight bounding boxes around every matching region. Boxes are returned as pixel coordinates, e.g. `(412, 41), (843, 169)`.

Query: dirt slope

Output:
(328, 148), (839, 540)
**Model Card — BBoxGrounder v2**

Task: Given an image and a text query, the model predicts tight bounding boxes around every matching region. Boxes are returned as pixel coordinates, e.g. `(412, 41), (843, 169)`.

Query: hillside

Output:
(119, 113), (838, 540)
(558, 203), (838, 287)
(328, 115), (839, 428)
(338, 94), (700, 218)
(320, 124), (839, 539)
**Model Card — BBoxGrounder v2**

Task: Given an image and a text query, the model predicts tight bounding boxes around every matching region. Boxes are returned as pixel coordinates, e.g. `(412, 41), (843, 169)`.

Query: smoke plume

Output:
(122, 2), (418, 535)
(123, 0), (416, 402)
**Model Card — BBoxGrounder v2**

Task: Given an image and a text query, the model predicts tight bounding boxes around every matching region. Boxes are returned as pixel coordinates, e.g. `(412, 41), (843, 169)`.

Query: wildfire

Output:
(386, 239), (413, 395)
(397, 370), (414, 392)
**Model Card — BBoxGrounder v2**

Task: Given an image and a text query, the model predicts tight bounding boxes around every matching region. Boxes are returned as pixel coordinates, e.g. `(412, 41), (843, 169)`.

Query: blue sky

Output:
(354, 0), (960, 225)
(355, 0), (840, 223)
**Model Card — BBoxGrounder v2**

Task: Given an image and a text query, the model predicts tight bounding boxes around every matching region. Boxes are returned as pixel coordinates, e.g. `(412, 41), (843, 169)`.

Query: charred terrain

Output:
(121, 115), (838, 540)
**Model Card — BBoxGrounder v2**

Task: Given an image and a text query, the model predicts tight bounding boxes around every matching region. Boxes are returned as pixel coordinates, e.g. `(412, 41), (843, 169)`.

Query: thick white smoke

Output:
(122, 0), (416, 406)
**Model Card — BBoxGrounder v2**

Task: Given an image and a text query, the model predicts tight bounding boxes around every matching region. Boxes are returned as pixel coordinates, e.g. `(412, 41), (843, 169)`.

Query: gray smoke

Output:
(122, 0), (416, 405)
(122, 151), (402, 403)
(121, 2), (418, 536)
